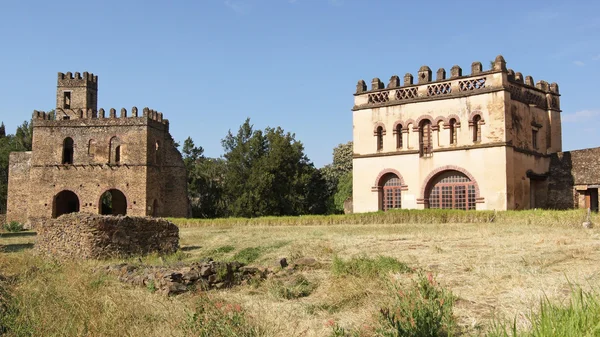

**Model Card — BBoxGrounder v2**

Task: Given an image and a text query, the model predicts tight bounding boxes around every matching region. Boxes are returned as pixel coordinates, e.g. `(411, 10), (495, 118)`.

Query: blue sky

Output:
(1, 0), (599, 167)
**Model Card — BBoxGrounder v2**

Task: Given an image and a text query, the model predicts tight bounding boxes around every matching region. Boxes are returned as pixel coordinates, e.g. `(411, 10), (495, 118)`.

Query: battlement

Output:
(57, 72), (98, 89)
(32, 106), (169, 126)
(354, 55), (559, 111)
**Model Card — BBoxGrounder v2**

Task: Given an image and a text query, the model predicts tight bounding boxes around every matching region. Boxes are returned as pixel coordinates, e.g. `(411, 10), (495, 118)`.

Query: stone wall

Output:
(0, 214), (5, 226)
(547, 147), (600, 209)
(35, 213), (179, 259)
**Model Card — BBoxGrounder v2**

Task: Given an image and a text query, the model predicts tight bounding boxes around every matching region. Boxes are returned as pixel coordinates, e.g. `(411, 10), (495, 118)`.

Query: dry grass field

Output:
(2, 210), (600, 336)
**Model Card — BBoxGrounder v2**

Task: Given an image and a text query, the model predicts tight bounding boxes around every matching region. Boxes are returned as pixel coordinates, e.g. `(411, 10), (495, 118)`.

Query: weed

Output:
(211, 245), (236, 254)
(182, 294), (262, 337)
(377, 271), (456, 337)
(2, 221), (24, 233)
(332, 255), (411, 278)
(146, 280), (157, 293)
(268, 274), (317, 300)
(489, 285), (600, 337)
(233, 247), (263, 264)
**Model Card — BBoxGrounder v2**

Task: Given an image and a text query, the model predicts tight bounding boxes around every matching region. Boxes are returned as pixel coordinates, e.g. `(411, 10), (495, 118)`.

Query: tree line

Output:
(0, 117), (352, 218)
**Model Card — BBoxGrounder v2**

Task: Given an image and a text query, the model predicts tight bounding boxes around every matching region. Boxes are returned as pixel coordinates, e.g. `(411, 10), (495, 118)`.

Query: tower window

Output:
(395, 124), (403, 149)
(449, 118), (457, 145)
(62, 137), (74, 164)
(532, 129), (538, 149)
(63, 91), (71, 109)
(472, 115), (482, 142)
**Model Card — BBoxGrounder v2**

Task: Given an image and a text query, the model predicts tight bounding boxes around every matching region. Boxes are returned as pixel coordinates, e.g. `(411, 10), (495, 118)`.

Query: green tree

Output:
(321, 141), (353, 213)
(0, 123), (5, 138)
(13, 120), (33, 151)
(221, 118), (326, 217)
(334, 172), (352, 212)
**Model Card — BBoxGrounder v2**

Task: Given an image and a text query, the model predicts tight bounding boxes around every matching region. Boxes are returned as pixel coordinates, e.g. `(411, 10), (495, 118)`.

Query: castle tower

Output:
(56, 72), (98, 118)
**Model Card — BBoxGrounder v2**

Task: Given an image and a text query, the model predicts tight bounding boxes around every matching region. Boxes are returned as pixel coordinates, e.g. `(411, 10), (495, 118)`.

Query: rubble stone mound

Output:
(35, 213), (179, 259)
(105, 259), (268, 295)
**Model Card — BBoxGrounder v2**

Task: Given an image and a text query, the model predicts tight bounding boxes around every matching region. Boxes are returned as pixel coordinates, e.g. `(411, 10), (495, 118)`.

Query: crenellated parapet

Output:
(353, 55), (560, 112)
(33, 106), (169, 126)
(57, 71), (98, 89)
(505, 67), (560, 111)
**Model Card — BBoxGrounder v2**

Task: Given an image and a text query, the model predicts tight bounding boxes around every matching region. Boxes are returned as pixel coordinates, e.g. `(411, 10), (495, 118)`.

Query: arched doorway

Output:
(426, 170), (476, 210)
(379, 173), (402, 211)
(99, 189), (127, 216)
(53, 190), (80, 218)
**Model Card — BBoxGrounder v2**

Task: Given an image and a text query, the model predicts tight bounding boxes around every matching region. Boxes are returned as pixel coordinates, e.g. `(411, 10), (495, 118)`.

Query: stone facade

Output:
(547, 148), (600, 211)
(6, 72), (188, 225)
(35, 213), (179, 259)
(352, 55), (568, 212)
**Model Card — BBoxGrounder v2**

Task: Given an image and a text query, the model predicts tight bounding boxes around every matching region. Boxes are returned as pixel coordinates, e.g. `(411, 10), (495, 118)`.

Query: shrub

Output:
(2, 221), (24, 233)
(489, 285), (600, 337)
(376, 271), (456, 337)
(182, 295), (262, 337)
(332, 255), (411, 278)
(269, 275), (316, 300)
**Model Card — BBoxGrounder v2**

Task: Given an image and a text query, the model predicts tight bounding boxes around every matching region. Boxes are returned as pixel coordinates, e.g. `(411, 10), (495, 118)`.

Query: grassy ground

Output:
(1, 211), (600, 336)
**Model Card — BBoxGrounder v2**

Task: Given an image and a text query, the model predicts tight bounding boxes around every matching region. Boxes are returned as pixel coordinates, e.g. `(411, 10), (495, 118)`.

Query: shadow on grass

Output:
(0, 231), (37, 238)
(180, 245), (202, 252)
(1, 243), (34, 253)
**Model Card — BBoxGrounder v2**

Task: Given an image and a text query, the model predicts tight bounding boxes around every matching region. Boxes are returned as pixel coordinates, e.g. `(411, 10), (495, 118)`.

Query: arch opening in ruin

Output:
(53, 190), (80, 218)
(99, 189), (128, 216)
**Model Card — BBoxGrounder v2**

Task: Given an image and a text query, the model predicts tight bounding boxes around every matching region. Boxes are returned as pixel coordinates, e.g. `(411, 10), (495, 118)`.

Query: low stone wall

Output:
(35, 213), (179, 259)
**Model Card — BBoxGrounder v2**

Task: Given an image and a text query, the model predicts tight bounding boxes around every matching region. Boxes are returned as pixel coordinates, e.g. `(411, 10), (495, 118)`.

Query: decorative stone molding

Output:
(371, 168), (409, 191)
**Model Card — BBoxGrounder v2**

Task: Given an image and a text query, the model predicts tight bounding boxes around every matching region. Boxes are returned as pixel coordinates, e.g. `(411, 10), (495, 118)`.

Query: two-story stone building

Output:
(352, 55), (564, 212)
(6, 72), (188, 225)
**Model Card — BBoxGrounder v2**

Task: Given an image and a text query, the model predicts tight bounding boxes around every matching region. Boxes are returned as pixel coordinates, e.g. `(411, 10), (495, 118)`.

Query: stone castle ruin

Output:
(6, 72), (188, 226)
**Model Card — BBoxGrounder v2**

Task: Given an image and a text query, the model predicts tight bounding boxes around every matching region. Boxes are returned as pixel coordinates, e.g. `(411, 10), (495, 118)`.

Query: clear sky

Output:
(1, 0), (599, 167)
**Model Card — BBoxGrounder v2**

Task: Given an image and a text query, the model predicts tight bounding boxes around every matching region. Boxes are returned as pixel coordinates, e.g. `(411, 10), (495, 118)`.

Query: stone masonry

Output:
(6, 72), (188, 225)
(35, 213), (179, 259)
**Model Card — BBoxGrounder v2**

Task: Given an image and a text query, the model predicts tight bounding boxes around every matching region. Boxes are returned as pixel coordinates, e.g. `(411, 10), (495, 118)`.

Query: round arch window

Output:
(426, 170), (476, 210)
(380, 173), (402, 211)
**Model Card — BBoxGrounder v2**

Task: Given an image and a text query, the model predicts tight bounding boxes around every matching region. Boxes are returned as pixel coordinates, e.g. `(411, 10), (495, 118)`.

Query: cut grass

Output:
(332, 255), (412, 278)
(2, 212), (600, 336)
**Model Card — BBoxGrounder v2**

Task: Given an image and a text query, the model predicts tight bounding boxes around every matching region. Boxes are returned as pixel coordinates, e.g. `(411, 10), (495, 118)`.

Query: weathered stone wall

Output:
(547, 147), (600, 209)
(6, 152), (31, 224)
(35, 213), (179, 259)
(0, 214), (5, 226)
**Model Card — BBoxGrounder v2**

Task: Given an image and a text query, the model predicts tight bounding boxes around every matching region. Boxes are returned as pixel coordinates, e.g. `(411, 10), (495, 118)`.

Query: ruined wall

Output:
(35, 213), (179, 259)
(146, 121), (188, 218)
(547, 147), (600, 209)
(6, 152), (32, 224)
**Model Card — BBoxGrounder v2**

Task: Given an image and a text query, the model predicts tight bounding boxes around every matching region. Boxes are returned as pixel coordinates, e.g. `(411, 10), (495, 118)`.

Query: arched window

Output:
(380, 173), (402, 211)
(449, 118), (457, 145)
(426, 170), (476, 210)
(88, 139), (96, 157)
(376, 126), (383, 151)
(472, 115), (482, 142)
(62, 137), (74, 164)
(419, 119), (432, 157)
(395, 124), (403, 149)
(109, 137), (122, 165)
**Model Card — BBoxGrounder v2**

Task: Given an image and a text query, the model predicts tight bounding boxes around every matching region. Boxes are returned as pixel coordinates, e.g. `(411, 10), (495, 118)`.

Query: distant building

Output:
(6, 72), (188, 225)
(352, 55), (599, 212)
